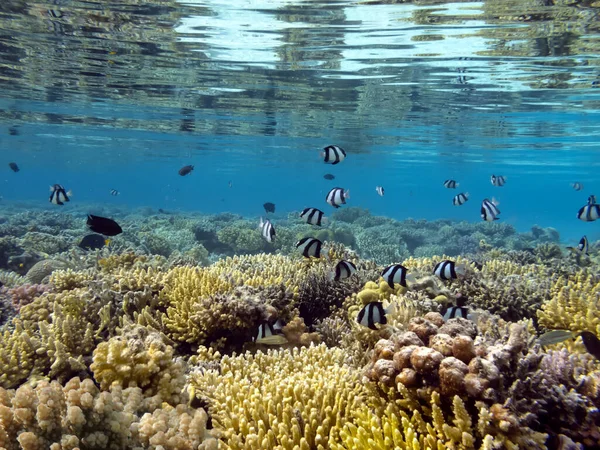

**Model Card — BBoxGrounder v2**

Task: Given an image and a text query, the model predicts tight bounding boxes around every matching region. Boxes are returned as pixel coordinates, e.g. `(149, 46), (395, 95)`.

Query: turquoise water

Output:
(1, 0), (599, 242)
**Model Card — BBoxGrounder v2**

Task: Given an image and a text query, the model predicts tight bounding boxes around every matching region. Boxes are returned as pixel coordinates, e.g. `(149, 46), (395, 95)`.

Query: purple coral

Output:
(5, 283), (51, 312)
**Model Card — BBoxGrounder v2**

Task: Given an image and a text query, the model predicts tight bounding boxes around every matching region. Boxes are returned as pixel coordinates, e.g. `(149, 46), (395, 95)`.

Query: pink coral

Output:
(5, 283), (51, 312)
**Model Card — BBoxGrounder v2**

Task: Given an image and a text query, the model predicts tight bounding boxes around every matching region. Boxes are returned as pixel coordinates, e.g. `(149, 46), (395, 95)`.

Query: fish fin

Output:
(491, 197), (499, 206)
(455, 264), (467, 276)
(67, 190), (73, 197)
(49, 186), (54, 192)
(405, 273), (417, 285)
(456, 183), (460, 187)
(258, 217), (264, 229)
(464, 192), (469, 198)
(321, 217), (329, 226)
(385, 301), (397, 316)
(345, 189), (350, 199)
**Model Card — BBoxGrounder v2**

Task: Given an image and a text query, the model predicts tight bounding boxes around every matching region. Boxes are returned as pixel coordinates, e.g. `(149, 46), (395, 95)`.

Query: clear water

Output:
(1, 0), (599, 243)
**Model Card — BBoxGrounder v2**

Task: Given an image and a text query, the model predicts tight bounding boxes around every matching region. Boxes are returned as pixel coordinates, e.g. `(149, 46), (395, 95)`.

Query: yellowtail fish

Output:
(538, 330), (577, 346)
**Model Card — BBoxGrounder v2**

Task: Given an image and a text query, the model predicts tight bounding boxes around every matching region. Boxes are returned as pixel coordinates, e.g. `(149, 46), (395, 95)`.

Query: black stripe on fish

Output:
(333, 260), (357, 281)
(300, 207), (324, 226)
(296, 237), (322, 258)
(381, 264), (408, 289)
(443, 180), (458, 189)
(322, 145), (346, 165)
(453, 193), (469, 206)
(577, 204), (600, 222)
(357, 302), (387, 330)
(434, 260), (457, 280)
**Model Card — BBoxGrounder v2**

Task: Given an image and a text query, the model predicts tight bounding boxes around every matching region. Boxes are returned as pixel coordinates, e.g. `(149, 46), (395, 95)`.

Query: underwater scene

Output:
(1, 0), (600, 449)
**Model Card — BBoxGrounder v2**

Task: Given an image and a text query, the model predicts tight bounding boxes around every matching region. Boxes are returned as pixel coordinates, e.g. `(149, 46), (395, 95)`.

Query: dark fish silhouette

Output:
(581, 331), (600, 360)
(8, 126), (19, 136)
(178, 165), (194, 176)
(8, 162), (19, 172)
(263, 202), (275, 214)
(78, 234), (106, 250)
(86, 214), (122, 236)
(323, 174), (335, 180)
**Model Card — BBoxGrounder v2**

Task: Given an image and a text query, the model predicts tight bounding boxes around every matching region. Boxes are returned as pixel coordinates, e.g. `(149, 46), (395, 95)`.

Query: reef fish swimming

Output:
(255, 320), (287, 345)
(87, 214), (123, 236)
(481, 198), (500, 221)
(321, 145), (346, 165)
(331, 260), (357, 281)
(490, 175), (506, 187)
(571, 182), (583, 191)
(49, 184), (71, 205)
(443, 179), (458, 189)
(78, 234), (106, 250)
(300, 207), (326, 226)
(323, 173), (335, 180)
(375, 186), (384, 197)
(381, 264), (415, 289)
(326, 187), (349, 208)
(356, 301), (396, 330)
(259, 217), (275, 243)
(178, 165), (194, 176)
(296, 237), (322, 258)
(8, 162), (19, 172)
(433, 260), (466, 280)
(453, 192), (469, 206)
(263, 202), (276, 214)
(110, 189), (119, 196)
(577, 203), (600, 222)
(566, 235), (589, 255)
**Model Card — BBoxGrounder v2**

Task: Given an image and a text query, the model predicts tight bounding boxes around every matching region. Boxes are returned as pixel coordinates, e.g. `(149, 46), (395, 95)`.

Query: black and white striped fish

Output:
(110, 189), (119, 196)
(49, 184), (71, 205)
(356, 301), (396, 330)
(375, 186), (384, 197)
(259, 217), (275, 243)
(255, 320), (287, 345)
(481, 198), (500, 221)
(490, 175), (506, 187)
(300, 207), (327, 226)
(567, 235), (589, 255)
(321, 145), (346, 165)
(381, 264), (416, 289)
(326, 187), (349, 208)
(577, 204), (600, 222)
(296, 237), (322, 258)
(433, 260), (466, 281)
(571, 182), (584, 191)
(331, 260), (357, 281)
(588, 195), (596, 205)
(453, 192), (469, 206)
(443, 179), (458, 189)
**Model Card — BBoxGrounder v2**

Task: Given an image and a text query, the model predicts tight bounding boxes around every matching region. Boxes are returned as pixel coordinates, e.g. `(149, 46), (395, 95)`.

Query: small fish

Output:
(255, 320), (288, 345)
(300, 207), (327, 226)
(228, 180), (232, 188)
(375, 186), (384, 197)
(263, 202), (276, 214)
(433, 260), (466, 281)
(49, 184), (72, 205)
(577, 203), (600, 222)
(8, 162), (19, 172)
(443, 179), (458, 189)
(538, 329), (577, 346)
(8, 126), (19, 136)
(588, 195), (596, 205)
(571, 182), (584, 191)
(178, 165), (194, 176)
(481, 198), (500, 221)
(381, 264), (416, 289)
(331, 260), (357, 281)
(453, 192), (469, 206)
(78, 234), (106, 250)
(323, 173), (335, 180)
(567, 235), (589, 255)
(581, 331), (600, 360)
(87, 214), (123, 236)
(259, 217), (275, 243)
(321, 145), (346, 165)
(442, 294), (470, 321)
(356, 301), (396, 330)
(296, 237), (322, 258)
(326, 187), (349, 208)
(110, 189), (119, 196)
(490, 175), (506, 187)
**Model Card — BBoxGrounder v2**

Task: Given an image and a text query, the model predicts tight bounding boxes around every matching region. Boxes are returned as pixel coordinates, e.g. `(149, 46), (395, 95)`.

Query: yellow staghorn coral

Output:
(538, 271), (600, 336)
(48, 268), (95, 292)
(0, 320), (44, 389)
(188, 344), (369, 450)
(331, 384), (547, 450)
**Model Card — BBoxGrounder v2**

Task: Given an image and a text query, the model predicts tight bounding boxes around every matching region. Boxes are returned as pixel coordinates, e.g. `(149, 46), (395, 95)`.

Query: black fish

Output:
(263, 202), (276, 214)
(178, 165), (194, 176)
(8, 126), (19, 136)
(581, 331), (600, 360)
(323, 174), (335, 180)
(86, 214), (122, 236)
(8, 162), (19, 172)
(78, 234), (106, 250)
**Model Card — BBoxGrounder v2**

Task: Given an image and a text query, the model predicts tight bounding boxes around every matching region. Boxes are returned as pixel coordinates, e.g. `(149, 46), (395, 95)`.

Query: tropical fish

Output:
(110, 189), (119, 196)
(326, 187), (349, 208)
(453, 192), (469, 206)
(259, 217), (275, 243)
(323, 173), (335, 180)
(588, 194), (596, 205)
(443, 179), (458, 189)
(481, 198), (500, 221)
(491, 175), (506, 187)
(581, 331), (600, 360)
(255, 320), (288, 345)
(8, 126), (19, 136)
(538, 330), (577, 346)
(381, 264), (416, 289)
(49, 184), (72, 205)
(375, 186), (384, 197)
(300, 207), (326, 226)
(321, 145), (346, 165)
(296, 237), (322, 258)
(78, 234), (106, 250)
(577, 203), (600, 222)
(571, 182), (583, 191)
(433, 260), (466, 281)
(356, 301), (396, 330)
(87, 214), (122, 236)
(263, 202), (276, 214)
(566, 235), (589, 255)
(331, 260), (357, 281)
(178, 165), (194, 176)
(8, 162), (19, 172)
(442, 294), (470, 321)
